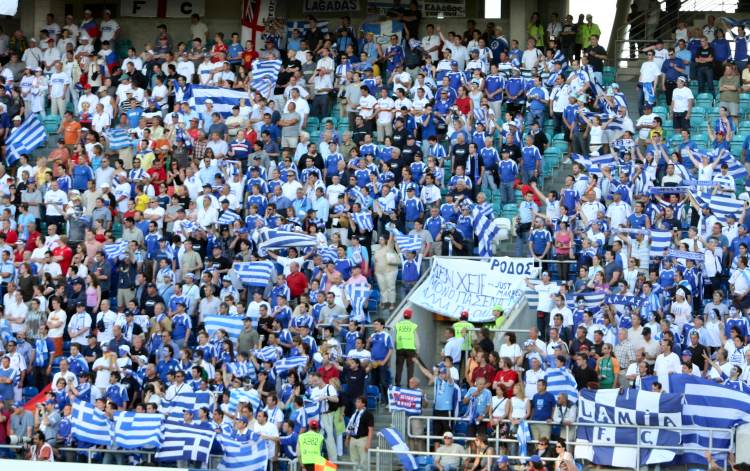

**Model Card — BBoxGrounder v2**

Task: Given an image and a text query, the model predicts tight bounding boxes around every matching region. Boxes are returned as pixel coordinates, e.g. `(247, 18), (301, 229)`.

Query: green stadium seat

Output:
(690, 106), (707, 117)
(42, 115), (60, 134)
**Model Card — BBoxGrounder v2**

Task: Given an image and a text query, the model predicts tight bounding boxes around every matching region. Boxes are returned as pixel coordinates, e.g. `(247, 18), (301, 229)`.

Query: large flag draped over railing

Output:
(183, 84), (251, 117)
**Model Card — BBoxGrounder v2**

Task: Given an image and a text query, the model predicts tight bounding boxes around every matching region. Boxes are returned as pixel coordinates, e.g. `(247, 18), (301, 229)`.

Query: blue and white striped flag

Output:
(258, 229), (318, 251)
(250, 59), (282, 99)
(204, 314), (244, 340)
(106, 128), (131, 150)
(113, 411), (163, 449)
(650, 230), (672, 259)
(716, 150), (748, 179)
(345, 282), (371, 322)
(708, 193), (744, 224)
(565, 291), (607, 313)
(472, 208), (500, 258)
(391, 228), (422, 254)
(5, 114), (46, 165)
(381, 427), (417, 471)
(304, 398), (321, 422)
(272, 355), (308, 378)
(228, 387), (262, 413)
(182, 84), (250, 117)
(575, 388), (682, 468)
(544, 367), (579, 403)
(318, 246), (338, 263)
(167, 391), (212, 417)
(286, 20), (329, 35)
(352, 211), (374, 232)
(103, 240), (128, 260)
(348, 186), (367, 206)
(668, 374), (750, 466)
(71, 400), (112, 445)
(217, 433), (268, 471)
(155, 419), (215, 463)
(387, 386), (423, 413)
(218, 209), (241, 225)
(253, 346), (279, 362)
(234, 261), (274, 287)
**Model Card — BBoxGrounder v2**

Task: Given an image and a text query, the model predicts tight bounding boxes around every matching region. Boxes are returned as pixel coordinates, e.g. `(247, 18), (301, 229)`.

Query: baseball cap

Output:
(677, 76), (687, 83)
(496, 456), (509, 465)
(443, 431), (454, 438)
(403, 308), (412, 319)
(530, 455), (542, 464)
(460, 311), (469, 320)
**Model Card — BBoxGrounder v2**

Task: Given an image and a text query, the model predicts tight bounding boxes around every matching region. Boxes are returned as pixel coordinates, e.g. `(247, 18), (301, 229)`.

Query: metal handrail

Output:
(404, 415), (733, 471)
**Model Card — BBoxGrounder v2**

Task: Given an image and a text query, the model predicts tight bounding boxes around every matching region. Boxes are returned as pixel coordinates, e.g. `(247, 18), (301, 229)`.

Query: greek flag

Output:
(5, 114), (46, 165)
(583, 114), (624, 132)
(250, 59), (282, 99)
(167, 391), (212, 417)
(575, 388), (682, 468)
(106, 128), (131, 150)
(217, 433), (268, 471)
(362, 20), (404, 44)
(304, 398), (321, 422)
(565, 291), (607, 313)
(182, 84), (250, 117)
(258, 229), (318, 252)
(228, 388), (262, 413)
(204, 314), (244, 340)
(286, 20), (329, 34)
(709, 193), (744, 224)
(668, 374), (750, 465)
(545, 367), (579, 403)
(318, 246), (338, 263)
(71, 400), (112, 445)
(253, 346), (279, 362)
(103, 240), (128, 260)
(234, 261), (274, 287)
(345, 282), (371, 322)
(218, 209), (241, 225)
(113, 411), (163, 449)
(720, 16), (750, 28)
(273, 355), (308, 378)
(352, 211), (374, 232)
(155, 419), (215, 464)
(381, 427), (417, 471)
(387, 386), (423, 413)
(392, 228), (422, 253)
(518, 420), (531, 457)
(716, 150), (748, 179)
(472, 208), (500, 257)
(348, 186), (367, 206)
(650, 230), (672, 259)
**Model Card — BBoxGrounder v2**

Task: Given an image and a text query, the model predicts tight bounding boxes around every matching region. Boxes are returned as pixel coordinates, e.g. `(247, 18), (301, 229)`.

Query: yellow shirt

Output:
(135, 194), (149, 212)
(138, 151), (156, 171)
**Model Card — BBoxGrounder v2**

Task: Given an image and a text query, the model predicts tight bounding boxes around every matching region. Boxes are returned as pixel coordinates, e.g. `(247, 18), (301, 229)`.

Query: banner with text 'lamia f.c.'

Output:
(409, 257), (537, 322)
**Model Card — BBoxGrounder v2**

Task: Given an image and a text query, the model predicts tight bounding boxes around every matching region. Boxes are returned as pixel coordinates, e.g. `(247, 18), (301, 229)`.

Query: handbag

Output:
(386, 252), (400, 266)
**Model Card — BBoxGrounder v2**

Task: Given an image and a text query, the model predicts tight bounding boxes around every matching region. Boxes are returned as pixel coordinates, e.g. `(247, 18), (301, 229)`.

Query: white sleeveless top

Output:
(510, 397), (528, 419)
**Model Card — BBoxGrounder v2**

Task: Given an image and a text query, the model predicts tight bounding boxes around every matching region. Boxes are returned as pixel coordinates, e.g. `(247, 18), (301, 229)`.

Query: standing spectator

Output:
(718, 63), (740, 124)
(695, 36), (715, 96)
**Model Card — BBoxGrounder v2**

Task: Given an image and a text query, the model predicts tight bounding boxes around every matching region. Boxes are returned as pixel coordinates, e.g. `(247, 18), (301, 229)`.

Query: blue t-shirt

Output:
(531, 391), (557, 421)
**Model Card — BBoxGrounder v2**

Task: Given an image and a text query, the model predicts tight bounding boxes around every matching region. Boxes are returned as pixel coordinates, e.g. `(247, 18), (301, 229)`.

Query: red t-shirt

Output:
(53, 245), (73, 274)
(25, 231), (40, 252)
(318, 365), (340, 384)
(493, 369), (519, 397)
(455, 96), (471, 116)
(286, 271), (309, 298)
(471, 364), (496, 385)
(2, 229), (17, 244)
(147, 167), (167, 193)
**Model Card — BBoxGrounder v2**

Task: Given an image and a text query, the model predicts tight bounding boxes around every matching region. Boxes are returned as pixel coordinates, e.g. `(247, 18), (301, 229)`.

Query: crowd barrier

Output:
(394, 415), (733, 470)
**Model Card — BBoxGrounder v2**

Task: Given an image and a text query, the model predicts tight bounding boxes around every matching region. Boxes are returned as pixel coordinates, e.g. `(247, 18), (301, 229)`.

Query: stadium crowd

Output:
(0, 2), (750, 470)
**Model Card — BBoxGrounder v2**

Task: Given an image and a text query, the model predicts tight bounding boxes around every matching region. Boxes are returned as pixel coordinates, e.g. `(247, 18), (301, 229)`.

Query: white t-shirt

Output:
(47, 309), (67, 338)
(535, 282), (560, 312)
(44, 189), (68, 216)
(639, 60), (661, 84)
(671, 86), (694, 113)
(636, 114), (656, 140)
(654, 352), (682, 376)
(49, 72), (70, 99)
(100, 19), (120, 42)
(376, 97), (395, 125)
(358, 94), (377, 119)
(68, 312), (92, 345)
(252, 422), (278, 458)
(92, 357), (113, 389)
(522, 48), (542, 70)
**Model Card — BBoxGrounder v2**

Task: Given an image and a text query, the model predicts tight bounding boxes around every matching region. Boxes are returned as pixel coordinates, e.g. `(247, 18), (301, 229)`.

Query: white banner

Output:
(0, 0), (18, 16)
(121, 0), (205, 18)
(303, 0), (360, 14)
(409, 257), (537, 322)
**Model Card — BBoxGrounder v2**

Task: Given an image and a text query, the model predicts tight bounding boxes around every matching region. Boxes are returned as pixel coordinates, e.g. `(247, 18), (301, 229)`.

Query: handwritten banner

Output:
(409, 257), (537, 322)
(387, 386), (423, 413)
(604, 294), (644, 308)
